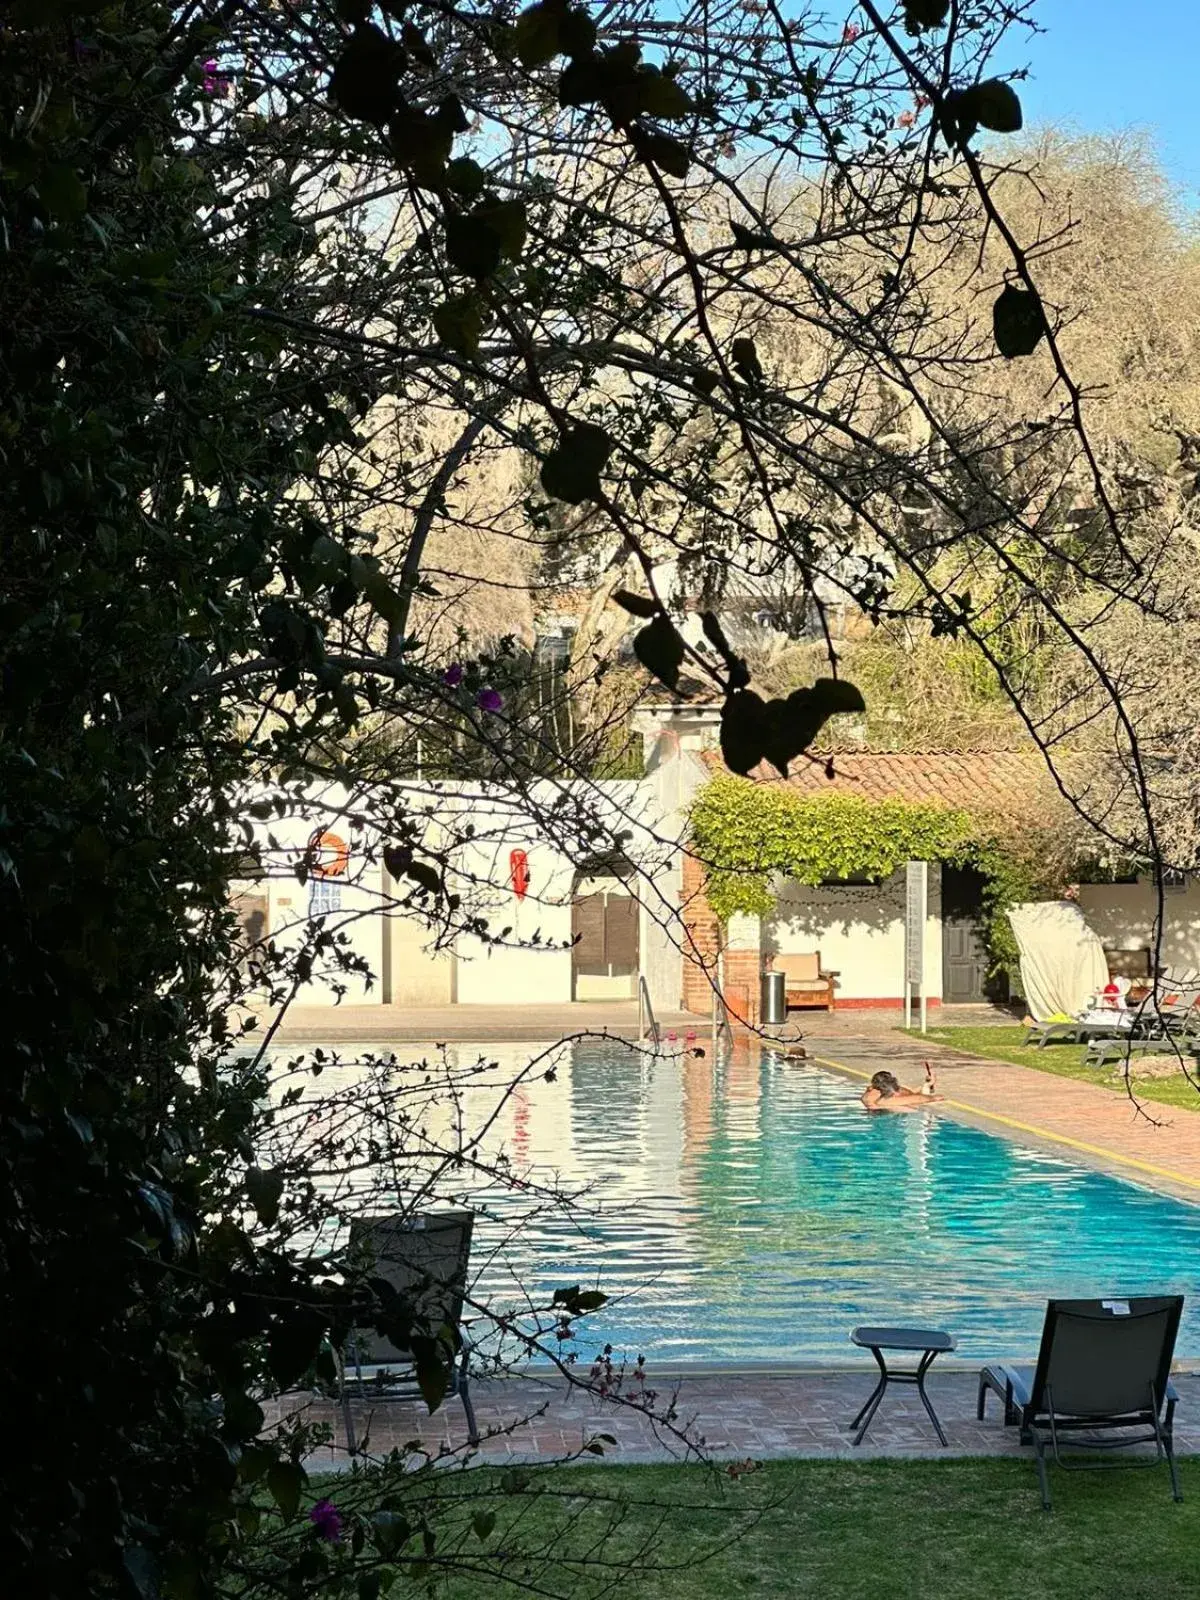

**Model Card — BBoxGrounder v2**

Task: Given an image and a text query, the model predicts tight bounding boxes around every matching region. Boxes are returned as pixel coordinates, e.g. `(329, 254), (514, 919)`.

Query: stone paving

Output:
(280, 1367), (1200, 1471)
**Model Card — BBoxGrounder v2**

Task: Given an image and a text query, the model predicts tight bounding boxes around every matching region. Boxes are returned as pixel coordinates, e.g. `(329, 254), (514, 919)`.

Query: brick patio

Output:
(280, 1367), (1200, 1471)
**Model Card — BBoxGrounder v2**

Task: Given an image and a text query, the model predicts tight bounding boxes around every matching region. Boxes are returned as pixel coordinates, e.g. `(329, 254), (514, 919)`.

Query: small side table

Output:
(849, 1326), (957, 1447)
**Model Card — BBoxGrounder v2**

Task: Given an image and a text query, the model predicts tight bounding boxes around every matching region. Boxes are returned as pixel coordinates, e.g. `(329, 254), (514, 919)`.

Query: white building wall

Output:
(1078, 877), (1200, 975)
(768, 865), (943, 1003)
(249, 788), (383, 1007)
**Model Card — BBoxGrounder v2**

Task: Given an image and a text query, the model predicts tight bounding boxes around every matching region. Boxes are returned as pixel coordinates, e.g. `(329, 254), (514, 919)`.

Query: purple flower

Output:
(202, 58), (232, 98)
(309, 1499), (343, 1543)
(476, 687), (503, 714)
(442, 662), (464, 688)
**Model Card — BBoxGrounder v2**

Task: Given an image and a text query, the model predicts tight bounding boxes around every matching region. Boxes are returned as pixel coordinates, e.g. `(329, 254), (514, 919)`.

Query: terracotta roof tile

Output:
(700, 748), (1071, 829)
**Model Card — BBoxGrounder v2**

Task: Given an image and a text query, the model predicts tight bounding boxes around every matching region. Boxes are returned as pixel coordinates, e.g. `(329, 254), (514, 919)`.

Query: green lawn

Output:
(362, 1458), (1199, 1600)
(907, 1025), (1200, 1113)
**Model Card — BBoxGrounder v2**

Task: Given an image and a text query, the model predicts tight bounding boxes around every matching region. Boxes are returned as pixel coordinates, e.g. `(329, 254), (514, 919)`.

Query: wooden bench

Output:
(773, 953), (838, 1013)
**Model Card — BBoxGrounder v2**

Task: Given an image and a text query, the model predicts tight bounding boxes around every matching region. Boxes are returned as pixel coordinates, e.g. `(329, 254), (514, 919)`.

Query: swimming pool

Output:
(264, 1039), (1200, 1365)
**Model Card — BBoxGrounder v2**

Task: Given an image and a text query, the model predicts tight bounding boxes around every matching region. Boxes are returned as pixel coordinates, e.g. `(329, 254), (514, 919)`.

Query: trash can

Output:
(760, 968), (787, 1026)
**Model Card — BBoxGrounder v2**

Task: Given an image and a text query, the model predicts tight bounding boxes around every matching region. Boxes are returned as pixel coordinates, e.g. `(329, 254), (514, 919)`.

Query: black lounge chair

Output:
(339, 1208), (479, 1452)
(977, 1296), (1184, 1509)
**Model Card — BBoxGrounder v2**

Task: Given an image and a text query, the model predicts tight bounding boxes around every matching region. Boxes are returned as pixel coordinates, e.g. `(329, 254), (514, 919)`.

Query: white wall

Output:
(768, 866), (943, 1002)
(1078, 877), (1200, 976)
(249, 788), (383, 1007)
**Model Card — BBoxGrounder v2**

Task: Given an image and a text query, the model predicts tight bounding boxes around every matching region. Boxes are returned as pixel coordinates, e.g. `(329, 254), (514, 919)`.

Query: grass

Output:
(384, 1457), (1200, 1600)
(907, 1025), (1200, 1113)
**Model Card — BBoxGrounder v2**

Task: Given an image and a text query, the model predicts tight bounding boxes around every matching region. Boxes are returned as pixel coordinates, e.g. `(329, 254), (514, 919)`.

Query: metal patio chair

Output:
(339, 1208), (479, 1452)
(977, 1296), (1184, 1510)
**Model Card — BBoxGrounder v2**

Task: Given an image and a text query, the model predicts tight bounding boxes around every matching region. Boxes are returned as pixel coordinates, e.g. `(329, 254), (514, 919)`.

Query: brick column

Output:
(723, 912), (763, 1027)
(681, 848), (720, 1014)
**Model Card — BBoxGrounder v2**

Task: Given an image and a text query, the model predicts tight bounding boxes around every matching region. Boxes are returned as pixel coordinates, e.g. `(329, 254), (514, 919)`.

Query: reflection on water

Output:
(261, 1040), (1200, 1364)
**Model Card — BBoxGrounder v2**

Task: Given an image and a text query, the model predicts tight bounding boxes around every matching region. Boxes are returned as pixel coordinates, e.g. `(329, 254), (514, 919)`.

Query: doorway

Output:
(940, 864), (990, 1003)
(571, 872), (639, 1000)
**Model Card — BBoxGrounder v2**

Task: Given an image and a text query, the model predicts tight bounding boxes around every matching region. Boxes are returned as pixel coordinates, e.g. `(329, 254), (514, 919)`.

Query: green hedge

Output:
(689, 775), (1044, 978)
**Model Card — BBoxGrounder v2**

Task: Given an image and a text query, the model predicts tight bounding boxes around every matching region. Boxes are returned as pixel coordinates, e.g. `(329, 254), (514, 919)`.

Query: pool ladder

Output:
(637, 974), (661, 1047)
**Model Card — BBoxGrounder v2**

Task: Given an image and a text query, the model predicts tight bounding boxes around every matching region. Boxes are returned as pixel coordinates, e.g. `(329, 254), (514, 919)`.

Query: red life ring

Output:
(308, 829), (350, 878)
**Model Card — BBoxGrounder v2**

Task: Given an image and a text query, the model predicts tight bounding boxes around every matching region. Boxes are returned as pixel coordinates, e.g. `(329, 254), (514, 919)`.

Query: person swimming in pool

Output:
(861, 1062), (943, 1110)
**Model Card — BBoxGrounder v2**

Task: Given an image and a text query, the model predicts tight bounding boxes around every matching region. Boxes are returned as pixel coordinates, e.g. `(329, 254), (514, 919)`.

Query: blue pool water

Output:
(264, 1040), (1200, 1365)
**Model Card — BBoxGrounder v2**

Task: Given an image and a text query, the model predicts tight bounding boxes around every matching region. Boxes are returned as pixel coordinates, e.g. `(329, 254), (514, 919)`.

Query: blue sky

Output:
(994, 0), (1200, 200)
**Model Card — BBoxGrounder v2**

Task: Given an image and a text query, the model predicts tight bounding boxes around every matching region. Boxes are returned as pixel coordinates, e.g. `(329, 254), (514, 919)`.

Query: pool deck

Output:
(804, 1032), (1200, 1204)
(279, 1367), (1200, 1469)
(255, 1009), (1200, 1470)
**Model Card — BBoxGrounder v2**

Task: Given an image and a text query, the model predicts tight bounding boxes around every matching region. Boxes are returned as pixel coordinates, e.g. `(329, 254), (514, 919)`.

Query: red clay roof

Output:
(701, 747), (1068, 824)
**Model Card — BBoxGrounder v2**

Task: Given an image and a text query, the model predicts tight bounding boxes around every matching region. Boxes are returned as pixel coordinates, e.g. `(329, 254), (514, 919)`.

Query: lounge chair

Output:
(1023, 1017), (1127, 1049)
(339, 1208), (479, 1452)
(772, 952), (838, 1013)
(977, 1296), (1184, 1509)
(1086, 1001), (1200, 1067)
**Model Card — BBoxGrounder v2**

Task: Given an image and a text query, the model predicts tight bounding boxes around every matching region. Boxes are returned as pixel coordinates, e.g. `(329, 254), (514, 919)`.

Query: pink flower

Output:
(309, 1499), (343, 1543)
(442, 662), (464, 688)
(897, 110), (916, 128)
(842, 22), (860, 43)
(476, 687), (503, 714)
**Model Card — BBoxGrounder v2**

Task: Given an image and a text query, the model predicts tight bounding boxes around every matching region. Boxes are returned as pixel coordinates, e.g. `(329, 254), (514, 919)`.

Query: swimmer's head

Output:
(870, 1071), (902, 1096)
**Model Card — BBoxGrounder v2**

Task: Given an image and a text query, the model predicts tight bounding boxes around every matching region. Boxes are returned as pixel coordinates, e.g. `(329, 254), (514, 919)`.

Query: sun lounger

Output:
(977, 1295), (1184, 1509)
(338, 1209), (479, 1452)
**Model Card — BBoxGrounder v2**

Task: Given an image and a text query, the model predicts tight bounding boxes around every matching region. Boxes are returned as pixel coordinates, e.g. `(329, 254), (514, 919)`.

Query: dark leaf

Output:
(246, 1165), (284, 1228)
(731, 221), (776, 251)
(559, 9), (597, 59)
(267, 1316), (324, 1390)
(472, 1510), (496, 1541)
(411, 1338), (450, 1413)
(124, 1545), (160, 1600)
(611, 589), (659, 618)
(433, 293), (487, 356)
(445, 158), (487, 198)
(371, 1511), (412, 1555)
(807, 677), (867, 716)
(637, 68), (693, 120)
(731, 337), (764, 383)
(558, 55), (607, 109)
(39, 164), (89, 221)
(266, 1459), (306, 1521)
(629, 128), (690, 178)
(902, 0), (950, 29)
(402, 23), (436, 67)
(993, 283), (1046, 358)
(720, 690), (767, 775)
(515, 2), (562, 68)
(757, 678), (866, 776)
(330, 25), (402, 124)
(383, 843), (412, 880)
(445, 214), (503, 280)
(475, 198), (527, 262)
(633, 614), (685, 690)
(540, 422), (613, 503)
(964, 78), (1023, 133)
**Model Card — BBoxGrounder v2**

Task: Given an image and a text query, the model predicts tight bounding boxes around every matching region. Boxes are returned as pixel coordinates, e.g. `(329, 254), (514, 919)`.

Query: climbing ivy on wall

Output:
(690, 775), (1050, 977)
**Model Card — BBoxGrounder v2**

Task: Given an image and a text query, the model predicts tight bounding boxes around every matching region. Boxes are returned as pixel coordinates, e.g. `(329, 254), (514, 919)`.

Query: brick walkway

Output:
(804, 1033), (1200, 1203)
(279, 1368), (1200, 1470)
